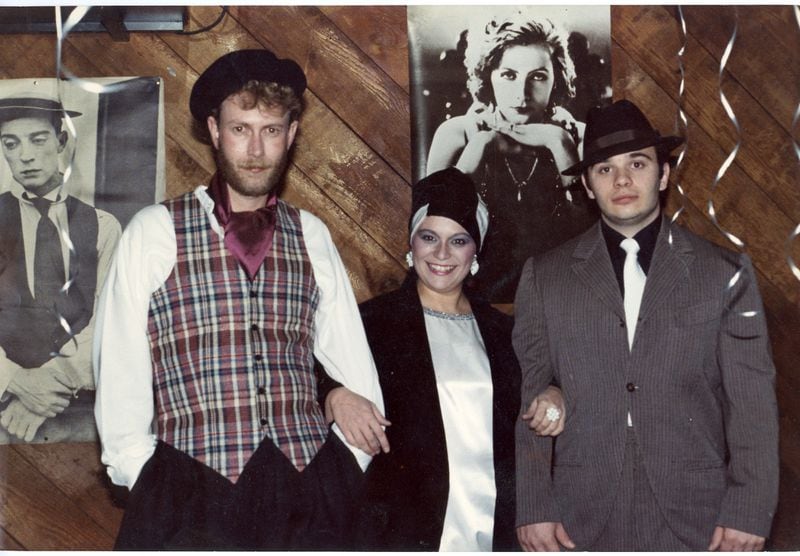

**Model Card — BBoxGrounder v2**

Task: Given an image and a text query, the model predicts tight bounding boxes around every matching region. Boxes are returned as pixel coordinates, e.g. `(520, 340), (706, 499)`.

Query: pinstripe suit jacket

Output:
(513, 217), (779, 549)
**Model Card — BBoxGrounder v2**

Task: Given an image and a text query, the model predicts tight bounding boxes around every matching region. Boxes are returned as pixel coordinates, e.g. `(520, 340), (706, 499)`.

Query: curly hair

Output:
(210, 79), (304, 123)
(464, 13), (576, 110)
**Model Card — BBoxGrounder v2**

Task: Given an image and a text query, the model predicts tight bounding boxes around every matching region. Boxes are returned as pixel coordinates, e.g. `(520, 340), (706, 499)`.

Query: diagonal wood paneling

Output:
(320, 6), (410, 93)
(231, 6), (412, 182)
(0, 446), (116, 549)
(0, 5), (797, 550)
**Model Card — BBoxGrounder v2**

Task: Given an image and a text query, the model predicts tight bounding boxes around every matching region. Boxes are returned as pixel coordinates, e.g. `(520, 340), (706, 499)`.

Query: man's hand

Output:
(6, 367), (72, 417)
(522, 385), (566, 436)
(326, 387), (390, 456)
(1, 398), (47, 441)
(517, 522), (575, 552)
(708, 526), (765, 551)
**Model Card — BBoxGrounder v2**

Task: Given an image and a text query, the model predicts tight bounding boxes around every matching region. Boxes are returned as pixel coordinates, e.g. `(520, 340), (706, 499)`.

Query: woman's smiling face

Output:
(411, 215), (476, 298)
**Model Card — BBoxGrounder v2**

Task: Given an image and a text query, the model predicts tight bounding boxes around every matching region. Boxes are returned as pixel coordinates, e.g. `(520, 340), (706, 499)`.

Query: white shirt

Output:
(93, 186), (384, 488)
(424, 308), (496, 552)
(0, 185), (121, 398)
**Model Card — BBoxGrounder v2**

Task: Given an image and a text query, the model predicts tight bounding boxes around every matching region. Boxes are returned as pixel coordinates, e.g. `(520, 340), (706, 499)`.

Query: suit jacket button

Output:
(626, 382), (636, 392)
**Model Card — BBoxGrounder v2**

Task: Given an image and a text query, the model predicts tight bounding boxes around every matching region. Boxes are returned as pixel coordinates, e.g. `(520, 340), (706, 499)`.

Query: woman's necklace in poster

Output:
(504, 155), (539, 202)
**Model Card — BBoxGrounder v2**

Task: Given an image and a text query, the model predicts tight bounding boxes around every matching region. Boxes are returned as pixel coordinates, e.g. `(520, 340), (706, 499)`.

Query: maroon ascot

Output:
(208, 174), (277, 281)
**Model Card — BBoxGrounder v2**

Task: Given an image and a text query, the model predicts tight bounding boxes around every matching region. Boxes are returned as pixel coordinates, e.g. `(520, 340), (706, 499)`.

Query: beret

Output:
(189, 49), (307, 121)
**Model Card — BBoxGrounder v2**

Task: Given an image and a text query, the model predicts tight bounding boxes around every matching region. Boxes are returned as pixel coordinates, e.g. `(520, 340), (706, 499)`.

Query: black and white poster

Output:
(0, 76), (164, 443)
(409, 6), (612, 303)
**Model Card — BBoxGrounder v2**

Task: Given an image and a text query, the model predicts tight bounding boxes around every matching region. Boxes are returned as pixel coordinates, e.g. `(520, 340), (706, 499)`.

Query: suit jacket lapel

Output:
(571, 222), (625, 320)
(639, 218), (695, 319)
(395, 280), (442, 400)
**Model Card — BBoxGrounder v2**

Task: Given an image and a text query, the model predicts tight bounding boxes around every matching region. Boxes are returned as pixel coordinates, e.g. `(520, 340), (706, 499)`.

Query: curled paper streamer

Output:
(668, 6), (690, 247)
(47, 6), (92, 359)
(55, 7), (126, 96)
(707, 12), (745, 251)
(704, 10), (759, 322)
(786, 5), (800, 282)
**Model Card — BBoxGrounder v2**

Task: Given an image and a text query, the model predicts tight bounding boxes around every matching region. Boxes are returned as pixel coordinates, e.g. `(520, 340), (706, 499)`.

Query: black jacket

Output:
(356, 276), (520, 550)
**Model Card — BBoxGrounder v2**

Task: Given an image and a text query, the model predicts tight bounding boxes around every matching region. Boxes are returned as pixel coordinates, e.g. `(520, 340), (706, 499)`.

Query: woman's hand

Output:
(494, 106), (582, 148)
(498, 121), (576, 154)
(326, 386), (391, 456)
(548, 106), (583, 147)
(521, 385), (566, 436)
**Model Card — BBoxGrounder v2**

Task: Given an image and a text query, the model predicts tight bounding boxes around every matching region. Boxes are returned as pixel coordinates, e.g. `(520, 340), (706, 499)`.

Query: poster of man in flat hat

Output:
(0, 77), (164, 443)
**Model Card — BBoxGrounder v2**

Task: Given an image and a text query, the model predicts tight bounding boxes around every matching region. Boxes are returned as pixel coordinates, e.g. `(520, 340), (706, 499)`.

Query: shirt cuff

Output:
(332, 422), (372, 471)
(103, 438), (157, 489)
(0, 355), (22, 399)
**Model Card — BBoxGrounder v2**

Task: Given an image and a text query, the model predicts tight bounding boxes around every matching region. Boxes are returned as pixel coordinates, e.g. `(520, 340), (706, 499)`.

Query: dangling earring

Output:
(405, 251), (414, 268)
(470, 255), (479, 276)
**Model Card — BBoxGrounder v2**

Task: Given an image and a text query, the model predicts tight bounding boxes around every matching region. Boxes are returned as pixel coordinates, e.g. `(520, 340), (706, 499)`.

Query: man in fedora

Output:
(513, 99), (778, 551)
(0, 93), (121, 443)
(93, 49), (385, 550)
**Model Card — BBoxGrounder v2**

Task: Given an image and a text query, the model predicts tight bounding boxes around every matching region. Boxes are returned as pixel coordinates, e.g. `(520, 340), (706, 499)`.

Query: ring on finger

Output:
(546, 407), (561, 422)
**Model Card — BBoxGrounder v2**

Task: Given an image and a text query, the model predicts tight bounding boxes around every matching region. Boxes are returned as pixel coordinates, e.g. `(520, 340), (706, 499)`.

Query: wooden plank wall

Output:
(0, 5), (798, 550)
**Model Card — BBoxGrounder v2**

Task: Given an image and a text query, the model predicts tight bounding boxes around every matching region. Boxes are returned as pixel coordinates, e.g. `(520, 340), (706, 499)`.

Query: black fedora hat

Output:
(190, 49), (307, 122)
(0, 95), (82, 124)
(562, 99), (683, 176)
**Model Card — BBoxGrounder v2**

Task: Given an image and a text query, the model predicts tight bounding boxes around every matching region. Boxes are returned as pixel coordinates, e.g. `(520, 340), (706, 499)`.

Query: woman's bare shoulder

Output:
(433, 113), (471, 137)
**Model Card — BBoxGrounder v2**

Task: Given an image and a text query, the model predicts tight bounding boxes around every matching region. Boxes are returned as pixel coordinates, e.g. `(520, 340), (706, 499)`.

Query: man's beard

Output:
(215, 147), (289, 200)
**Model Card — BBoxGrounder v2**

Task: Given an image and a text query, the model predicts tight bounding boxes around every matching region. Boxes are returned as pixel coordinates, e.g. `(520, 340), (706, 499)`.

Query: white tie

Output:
(621, 238), (646, 350)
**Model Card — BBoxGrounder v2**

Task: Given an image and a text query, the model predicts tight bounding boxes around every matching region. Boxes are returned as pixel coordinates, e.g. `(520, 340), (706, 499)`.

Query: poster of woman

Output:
(408, 6), (612, 303)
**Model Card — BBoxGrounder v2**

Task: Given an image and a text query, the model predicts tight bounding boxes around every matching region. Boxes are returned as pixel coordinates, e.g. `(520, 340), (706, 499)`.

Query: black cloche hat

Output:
(562, 99), (684, 176)
(410, 167), (484, 250)
(189, 49), (307, 122)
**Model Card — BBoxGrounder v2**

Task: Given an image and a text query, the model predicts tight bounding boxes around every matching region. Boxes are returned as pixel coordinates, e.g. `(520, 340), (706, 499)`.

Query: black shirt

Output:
(601, 216), (662, 296)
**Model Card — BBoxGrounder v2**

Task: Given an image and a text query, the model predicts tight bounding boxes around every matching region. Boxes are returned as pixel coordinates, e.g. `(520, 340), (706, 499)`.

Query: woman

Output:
(426, 14), (597, 303)
(325, 167), (565, 551)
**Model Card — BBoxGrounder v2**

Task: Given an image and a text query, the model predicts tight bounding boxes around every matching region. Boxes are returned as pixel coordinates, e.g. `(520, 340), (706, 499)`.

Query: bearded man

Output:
(93, 49), (385, 550)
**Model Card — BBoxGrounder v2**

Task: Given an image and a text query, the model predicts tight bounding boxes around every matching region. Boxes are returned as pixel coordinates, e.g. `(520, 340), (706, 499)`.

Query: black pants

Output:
(114, 431), (363, 550)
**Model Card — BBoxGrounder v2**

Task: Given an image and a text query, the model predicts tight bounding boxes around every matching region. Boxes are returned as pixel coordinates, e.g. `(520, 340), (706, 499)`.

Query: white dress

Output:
(423, 307), (496, 552)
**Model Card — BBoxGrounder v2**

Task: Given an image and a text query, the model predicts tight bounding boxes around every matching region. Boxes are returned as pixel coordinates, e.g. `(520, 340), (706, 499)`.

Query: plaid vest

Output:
(147, 192), (327, 482)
